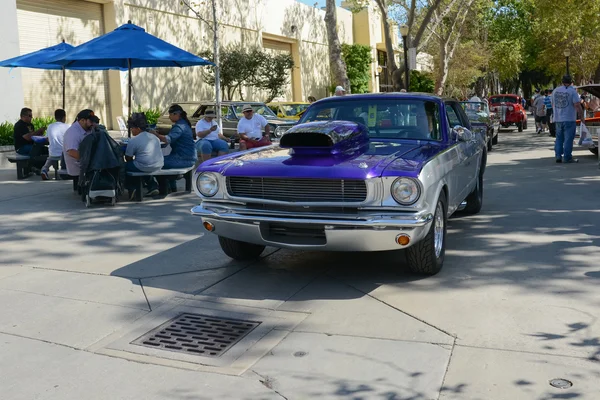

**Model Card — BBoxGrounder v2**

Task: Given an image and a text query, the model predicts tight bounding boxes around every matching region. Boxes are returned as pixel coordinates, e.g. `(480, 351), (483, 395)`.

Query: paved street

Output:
(1, 119), (600, 400)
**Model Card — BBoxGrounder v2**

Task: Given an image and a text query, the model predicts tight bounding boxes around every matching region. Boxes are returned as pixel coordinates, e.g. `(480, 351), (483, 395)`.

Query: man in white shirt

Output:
(237, 104), (271, 150)
(41, 108), (70, 180)
(195, 109), (230, 161)
(62, 109), (95, 177)
(469, 93), (481, 103)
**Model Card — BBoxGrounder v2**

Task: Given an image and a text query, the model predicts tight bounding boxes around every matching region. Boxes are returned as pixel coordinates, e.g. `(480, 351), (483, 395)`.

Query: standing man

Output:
(41, 109), (70, 180)
(544, 89), (555, 137)
(552, 75), (583, 163)
(13, 107), (46, 156)
(334, 86), (346, 96)
(237, 105), (271, 151)
(62, 109), (96, 176)
(533, 91), (547, 134)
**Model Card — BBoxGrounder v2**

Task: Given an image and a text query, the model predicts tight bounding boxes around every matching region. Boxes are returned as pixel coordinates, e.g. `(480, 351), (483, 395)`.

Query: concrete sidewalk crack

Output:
(330, 275), (457, 339)
(251, 370), (289, 400)
(437, 337), (456, 400)
(0, 287), (149, 311)
(138, 278), (153, 311)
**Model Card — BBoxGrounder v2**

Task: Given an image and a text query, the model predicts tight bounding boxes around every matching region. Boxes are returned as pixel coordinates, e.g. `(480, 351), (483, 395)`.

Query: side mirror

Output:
(454, 126), (471, 142)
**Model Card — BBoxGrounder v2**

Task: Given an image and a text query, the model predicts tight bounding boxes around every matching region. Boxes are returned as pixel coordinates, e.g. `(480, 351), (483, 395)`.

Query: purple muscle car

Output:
(191, 93), (487, 275)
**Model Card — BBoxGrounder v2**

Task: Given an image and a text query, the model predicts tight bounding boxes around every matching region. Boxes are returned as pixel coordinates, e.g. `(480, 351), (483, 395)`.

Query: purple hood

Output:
(199, 121), (445, 179)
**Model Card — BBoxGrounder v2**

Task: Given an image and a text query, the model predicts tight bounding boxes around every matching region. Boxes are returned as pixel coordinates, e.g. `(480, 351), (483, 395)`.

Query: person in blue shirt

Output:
(151, 104), (197, 192)
(551, 75), (583, 163)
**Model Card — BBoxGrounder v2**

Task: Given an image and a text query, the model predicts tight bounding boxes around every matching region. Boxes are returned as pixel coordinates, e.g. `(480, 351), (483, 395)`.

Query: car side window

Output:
(452, 103), (472, 130)
(222, 106), (235, 119)
(445, 104), (462, 128)
(193, 106), (207, 118)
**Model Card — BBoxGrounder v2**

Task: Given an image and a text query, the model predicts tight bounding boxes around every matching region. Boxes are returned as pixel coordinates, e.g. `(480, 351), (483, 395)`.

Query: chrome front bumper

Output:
(191, 202), (433, 251)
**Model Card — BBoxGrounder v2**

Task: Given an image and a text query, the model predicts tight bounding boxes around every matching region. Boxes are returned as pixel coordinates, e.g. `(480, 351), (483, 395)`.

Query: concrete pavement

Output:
(1, 121), (600, 399)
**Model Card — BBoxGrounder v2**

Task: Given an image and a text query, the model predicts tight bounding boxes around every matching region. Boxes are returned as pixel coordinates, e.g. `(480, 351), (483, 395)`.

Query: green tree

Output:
(409, 70), (435, 92)
(200, 47), (293, 102)
(253, 52), (295, 103)
(341, 44), (373, 94)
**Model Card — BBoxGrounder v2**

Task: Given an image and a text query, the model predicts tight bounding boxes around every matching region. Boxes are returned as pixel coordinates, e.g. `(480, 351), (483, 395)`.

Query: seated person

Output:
(63, 109), (96, 177)
(151, 104), (196, 192)
(125, 113), (164, 199)
(13, 107), (46, 156)
(195, 109), (230, 162)
(41, 108), (70, 180)
(237, 104), (271, 150)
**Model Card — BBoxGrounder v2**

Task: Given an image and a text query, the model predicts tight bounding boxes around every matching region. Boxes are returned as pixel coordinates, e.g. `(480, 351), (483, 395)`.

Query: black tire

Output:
(492, 134), (498, 145)
(517, 121), (523, 132)
(590, 147), (599, 156)
(487, 132), (493, 151)
(523, 119), (528, 130)
(406, 191), (447, 275)
(218, 236), (265, 260)
(463, 159), (484, 215)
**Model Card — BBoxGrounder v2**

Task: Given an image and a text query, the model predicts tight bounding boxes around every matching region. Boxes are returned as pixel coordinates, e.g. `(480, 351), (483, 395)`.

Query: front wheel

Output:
(406, 192), (447, 275)
(517, 121), (523, 132)
(590, 147), (598, 156)
(218, 236), (265, 260)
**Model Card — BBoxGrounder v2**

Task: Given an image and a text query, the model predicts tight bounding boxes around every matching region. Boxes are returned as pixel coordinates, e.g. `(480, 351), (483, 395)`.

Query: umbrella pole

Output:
(128, 59), (132, 138)
(62, 67), (66, 110)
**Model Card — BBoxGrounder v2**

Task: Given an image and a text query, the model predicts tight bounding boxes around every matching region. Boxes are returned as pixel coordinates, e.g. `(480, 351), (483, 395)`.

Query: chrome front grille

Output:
(226, 177), (367, 203)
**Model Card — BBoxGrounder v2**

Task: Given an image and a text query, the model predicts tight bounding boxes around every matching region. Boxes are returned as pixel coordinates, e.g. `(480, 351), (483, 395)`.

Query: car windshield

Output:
(299, 98), (442, 141)
(489, 96), (518, 104)
(281, 104), (309, 116)
(459, 102), (489, 122)
(233, 104), (278, 118)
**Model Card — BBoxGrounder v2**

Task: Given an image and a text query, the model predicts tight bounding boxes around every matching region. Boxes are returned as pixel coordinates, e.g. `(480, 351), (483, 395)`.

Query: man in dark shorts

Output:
(533, 93), (547, 134)
(13, 107), (46, 156)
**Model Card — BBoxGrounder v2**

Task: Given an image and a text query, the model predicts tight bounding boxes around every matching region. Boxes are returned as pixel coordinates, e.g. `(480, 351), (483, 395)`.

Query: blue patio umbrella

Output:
(0, 41), (91, 109)
(47, 21), (213, 135)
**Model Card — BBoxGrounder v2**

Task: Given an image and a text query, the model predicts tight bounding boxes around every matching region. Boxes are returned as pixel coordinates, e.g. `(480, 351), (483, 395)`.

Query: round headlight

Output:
(391, 178), (421, 205)
(196, 172), (219, 197)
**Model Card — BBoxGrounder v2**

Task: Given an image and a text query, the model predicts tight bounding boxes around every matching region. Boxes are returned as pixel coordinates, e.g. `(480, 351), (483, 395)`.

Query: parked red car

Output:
(488, 94), (528, 132)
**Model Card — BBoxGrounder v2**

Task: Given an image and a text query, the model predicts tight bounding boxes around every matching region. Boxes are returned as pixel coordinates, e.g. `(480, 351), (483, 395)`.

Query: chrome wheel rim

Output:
(434, 201), (444, 258)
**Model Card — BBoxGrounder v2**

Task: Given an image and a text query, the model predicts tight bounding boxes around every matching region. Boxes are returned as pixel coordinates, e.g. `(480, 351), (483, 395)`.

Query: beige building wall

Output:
(3, 0), (391, 128)
(111, 0), (354, 115)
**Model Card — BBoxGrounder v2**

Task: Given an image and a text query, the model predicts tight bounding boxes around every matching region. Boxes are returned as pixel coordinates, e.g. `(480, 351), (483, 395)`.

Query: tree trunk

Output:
(435, 40), (450, 96)
(374, 0), (399, 89)
(324, 0), (350, 93)
(594, 62), (600, 83)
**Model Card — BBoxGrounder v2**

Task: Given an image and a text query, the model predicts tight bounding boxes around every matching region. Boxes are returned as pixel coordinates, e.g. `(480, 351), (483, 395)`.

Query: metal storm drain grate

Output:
(131, 313), (261, 357)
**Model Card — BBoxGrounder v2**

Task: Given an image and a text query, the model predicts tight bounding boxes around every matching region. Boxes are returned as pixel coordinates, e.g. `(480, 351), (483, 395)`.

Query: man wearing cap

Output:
(334, 86), (346, 96)
(62, 109), (96, 176)
(195, 109), (230, 162)
(237, 104), (271, 151)
(552, 75), (583, 163)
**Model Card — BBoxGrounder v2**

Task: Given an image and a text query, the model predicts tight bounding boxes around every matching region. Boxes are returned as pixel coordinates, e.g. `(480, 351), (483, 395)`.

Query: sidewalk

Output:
(1, 123), (600, 399)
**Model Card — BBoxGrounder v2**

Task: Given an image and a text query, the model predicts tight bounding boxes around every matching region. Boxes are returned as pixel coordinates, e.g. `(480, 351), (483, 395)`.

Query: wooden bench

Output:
(126, 166), (194, 202)
(7, 154), (32, 180)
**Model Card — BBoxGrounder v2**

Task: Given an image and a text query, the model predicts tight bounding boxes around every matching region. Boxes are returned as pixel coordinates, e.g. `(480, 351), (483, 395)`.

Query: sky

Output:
(295, 0), (342, 8)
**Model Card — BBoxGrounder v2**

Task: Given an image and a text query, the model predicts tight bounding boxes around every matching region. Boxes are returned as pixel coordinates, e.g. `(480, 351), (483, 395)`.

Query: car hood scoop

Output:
(279, 121), (369, 156)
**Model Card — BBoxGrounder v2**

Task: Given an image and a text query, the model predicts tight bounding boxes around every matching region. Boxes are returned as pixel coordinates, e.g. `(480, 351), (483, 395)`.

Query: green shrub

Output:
(0, 122), (14, 146)
(341, 44), (373, 94)
(32, 116), (55, 131)
(409, 70), (435, 93)
(135, 106), (162, 125)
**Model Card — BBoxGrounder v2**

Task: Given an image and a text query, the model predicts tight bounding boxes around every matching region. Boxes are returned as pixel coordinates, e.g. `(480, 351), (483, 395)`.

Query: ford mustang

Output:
(191, 93), (487, 275)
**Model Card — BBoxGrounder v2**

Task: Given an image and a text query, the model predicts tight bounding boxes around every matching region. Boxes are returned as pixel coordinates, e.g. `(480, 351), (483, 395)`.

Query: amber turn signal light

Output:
(396, 234), (410, 246)
(203, 221), (215, 232)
